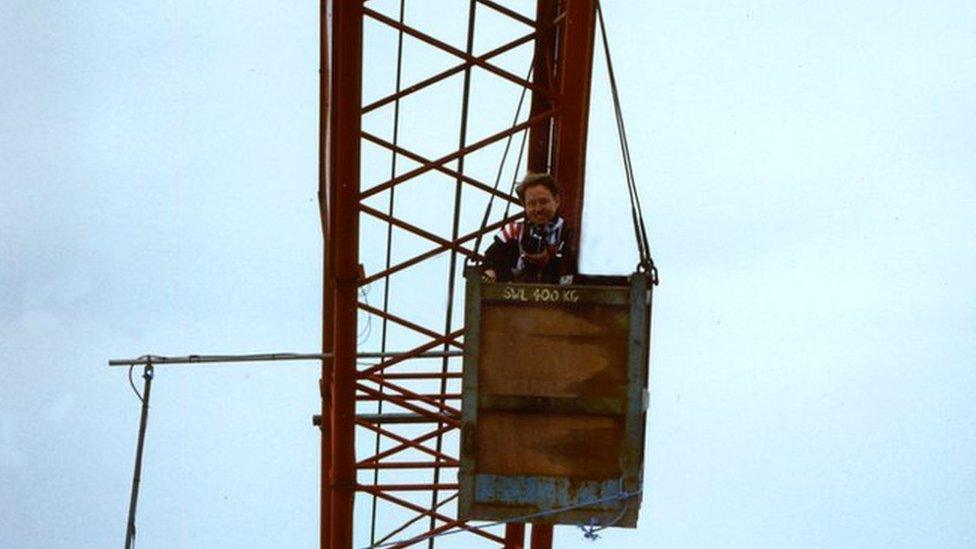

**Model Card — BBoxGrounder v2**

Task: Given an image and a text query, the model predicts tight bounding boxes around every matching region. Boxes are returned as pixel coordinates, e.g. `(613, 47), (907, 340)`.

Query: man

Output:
(482, 172), (576, 284)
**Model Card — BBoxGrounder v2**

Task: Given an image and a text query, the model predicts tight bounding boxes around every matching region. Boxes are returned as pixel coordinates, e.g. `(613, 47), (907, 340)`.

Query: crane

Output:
(319, 1), (651, 548)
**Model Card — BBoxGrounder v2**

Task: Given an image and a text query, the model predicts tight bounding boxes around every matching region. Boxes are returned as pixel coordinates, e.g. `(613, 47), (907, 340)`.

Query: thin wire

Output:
(596, 1), (646, 263)
(358, 285), (373, 344)
(128, 364), (145, 403)
(472, 62), (534, 257)
(364, 488), (643, 549)
(502, 113), (531, 220)
(370, 0), (407, 543)
(428, 3), (479, 545)
(578, 500), (631, 540)
(595, 0), (657, 280)
(374, 492), (459, 546)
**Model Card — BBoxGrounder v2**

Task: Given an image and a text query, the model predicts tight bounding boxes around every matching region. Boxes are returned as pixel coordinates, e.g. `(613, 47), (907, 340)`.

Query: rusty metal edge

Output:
(620, 272), (651, 527)
(458, 266), (482, 519)
(467, 474), (636, 527)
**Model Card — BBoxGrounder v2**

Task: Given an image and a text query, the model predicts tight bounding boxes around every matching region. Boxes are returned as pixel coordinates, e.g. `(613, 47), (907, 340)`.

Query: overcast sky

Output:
(2, 1), (974, 548)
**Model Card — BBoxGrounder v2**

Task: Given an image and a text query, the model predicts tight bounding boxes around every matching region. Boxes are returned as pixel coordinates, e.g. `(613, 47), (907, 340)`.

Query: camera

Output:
(524, 225), (547, 254)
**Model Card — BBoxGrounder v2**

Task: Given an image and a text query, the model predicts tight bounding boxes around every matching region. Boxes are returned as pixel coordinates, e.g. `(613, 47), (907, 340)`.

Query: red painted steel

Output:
(361, 133), (523, 204)
(322, 14), (334, 543)
(363, 8), (544, 93)
(360, 488), (506, 545)
(478, 0), (537, 26)
(515, 3), (598, 548)
(359, 109), (559, 200)
(379, 372), (463, 380)
(357, 461), (460, 470)
(356, 393), (461, 402)
(360, 212), (523, 286)
(355, 421), (457, 464)
(358, 332), (464, 378)
(362, 30), (540, 114)
(530, 524), (555, 549)
(325, 1), (363, 548)
(505, 523), (527, 549)
(527, 0), (557, 174)
(551, 0), (598, 249)
(321, 1), (602, 546)
(357, 302), (465, 346)
(358, 377), (462, 416)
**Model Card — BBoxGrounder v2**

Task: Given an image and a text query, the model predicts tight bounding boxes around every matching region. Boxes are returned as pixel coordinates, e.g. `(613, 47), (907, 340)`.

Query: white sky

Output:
(2, 1), (975, 548)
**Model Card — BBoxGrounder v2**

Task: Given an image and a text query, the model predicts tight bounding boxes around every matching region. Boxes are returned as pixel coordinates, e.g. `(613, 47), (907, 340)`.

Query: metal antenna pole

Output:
(124, 363), (155, 549)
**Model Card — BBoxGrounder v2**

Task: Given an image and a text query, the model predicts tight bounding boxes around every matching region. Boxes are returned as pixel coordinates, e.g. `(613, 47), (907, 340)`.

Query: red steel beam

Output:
(478, 0), (538, 27)
(516, 5), (600, 548)
(325, 1), (363, 548)
(359, 108), (559, 200)
(358, 330), (464, 378)
(530, 525), (554, 549)
(356, 461), (460, 470)
(360, 488), (505, 545)
(361, 132), (522, 205)
(527, 0), (558, 173)
(379, 372), (463, 380)
(506, 4), (559, 547)
(365, 484), (460, 492)
(357, 302), (465, 348)
(356, 393), (461, 402)
(355, 385), (462, 427)
(360, 212), (521, 286)
(317, 2), (333, 548)
(373, 493), (459, 548)
(358, 205), (479, 258)
(505, 523), (527, 549)
(550, 0), (598, 249)
(363, 7), (544, 94)
(359, 376), (462, 417)
(356, 421), (457, 465)
(321, 3), (602, 547)
(362, 30), (540, 114)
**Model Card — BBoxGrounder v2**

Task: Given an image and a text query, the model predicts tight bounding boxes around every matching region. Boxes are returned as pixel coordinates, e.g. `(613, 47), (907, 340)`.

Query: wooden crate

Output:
(459, 269), (652, 527)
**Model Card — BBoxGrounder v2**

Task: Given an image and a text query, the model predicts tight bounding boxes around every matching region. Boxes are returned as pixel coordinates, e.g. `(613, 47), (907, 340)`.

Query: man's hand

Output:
(482, 269), (497, 282)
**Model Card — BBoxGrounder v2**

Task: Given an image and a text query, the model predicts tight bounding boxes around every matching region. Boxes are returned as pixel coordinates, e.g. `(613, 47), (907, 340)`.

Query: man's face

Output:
(522, 184), (560, 226)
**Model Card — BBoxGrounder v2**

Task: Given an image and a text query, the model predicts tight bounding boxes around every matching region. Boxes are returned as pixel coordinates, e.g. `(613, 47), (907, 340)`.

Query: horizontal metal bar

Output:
(361, 489), (505, 545)
(108, 350), (463, 367)
(360, 351), (463, 359)
(354, 413), (459, 425)
(380, 372), (463, 380)
(356, 461), (459, 470)
(356, 393), (461, 401)
(356, 386), (462, 427)
(358, 330), (465, 378)
(362, 484), (459, 492)
(356, 422), (456, 465)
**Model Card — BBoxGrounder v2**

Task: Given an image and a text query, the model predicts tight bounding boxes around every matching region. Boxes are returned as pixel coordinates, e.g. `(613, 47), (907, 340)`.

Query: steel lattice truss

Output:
(357, 3), (543, 547)
(322, 1), (598, 547)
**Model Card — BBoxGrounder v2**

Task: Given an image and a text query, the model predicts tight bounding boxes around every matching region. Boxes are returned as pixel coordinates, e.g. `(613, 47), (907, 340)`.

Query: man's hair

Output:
(515, 172), (560, 201)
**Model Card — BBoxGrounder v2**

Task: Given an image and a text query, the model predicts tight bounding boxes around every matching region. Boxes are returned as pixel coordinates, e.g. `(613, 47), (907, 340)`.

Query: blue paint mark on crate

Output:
(475, 474), (621, 511)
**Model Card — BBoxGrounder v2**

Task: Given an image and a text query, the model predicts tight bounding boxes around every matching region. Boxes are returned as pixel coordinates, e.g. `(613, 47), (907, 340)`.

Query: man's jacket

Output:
(483, 216), (577, 284)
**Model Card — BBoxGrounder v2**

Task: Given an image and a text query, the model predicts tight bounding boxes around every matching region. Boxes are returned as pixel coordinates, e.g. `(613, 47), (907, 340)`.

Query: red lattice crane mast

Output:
(319, 2), (602, 547)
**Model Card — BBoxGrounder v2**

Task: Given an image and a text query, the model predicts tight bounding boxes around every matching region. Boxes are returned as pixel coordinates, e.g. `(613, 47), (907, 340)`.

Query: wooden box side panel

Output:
(479, 302), (629, 399)
(475, 411), (623, 478)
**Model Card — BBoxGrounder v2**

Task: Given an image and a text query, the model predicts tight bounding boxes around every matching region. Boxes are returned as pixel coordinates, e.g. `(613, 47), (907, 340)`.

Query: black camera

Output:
(524, 225), (547, 254)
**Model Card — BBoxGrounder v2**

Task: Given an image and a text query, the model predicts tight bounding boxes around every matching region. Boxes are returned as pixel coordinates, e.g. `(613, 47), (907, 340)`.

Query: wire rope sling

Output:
(459, 2), (659, 532)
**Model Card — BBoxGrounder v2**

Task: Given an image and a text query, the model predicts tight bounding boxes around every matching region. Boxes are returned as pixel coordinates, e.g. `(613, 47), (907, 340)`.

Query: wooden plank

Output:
(476, 411), (623, 478)
(479, 302), (629, 399)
